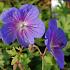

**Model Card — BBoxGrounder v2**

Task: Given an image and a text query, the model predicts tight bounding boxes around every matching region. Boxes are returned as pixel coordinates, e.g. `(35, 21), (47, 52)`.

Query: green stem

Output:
(42, 57), (43, 70)
(42, 48), (48, 70)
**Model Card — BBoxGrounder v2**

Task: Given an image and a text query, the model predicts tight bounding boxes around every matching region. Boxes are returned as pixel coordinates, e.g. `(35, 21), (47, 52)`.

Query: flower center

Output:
(17, 21), (28, 31)
(20, 22), (27, 28)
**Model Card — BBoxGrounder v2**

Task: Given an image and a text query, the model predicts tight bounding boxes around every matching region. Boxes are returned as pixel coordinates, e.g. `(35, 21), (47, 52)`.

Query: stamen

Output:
(17, 21), (28, 31)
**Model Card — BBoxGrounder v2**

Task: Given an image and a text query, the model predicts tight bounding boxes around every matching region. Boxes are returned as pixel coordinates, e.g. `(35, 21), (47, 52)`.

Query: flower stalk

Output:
(13, 61), (24, 70)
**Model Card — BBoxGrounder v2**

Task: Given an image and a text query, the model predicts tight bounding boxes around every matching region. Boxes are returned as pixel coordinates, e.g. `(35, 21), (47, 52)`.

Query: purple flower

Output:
(0, 30), (2, 39)
(45, 19), (67, 69)
(0, 4), (45, 47)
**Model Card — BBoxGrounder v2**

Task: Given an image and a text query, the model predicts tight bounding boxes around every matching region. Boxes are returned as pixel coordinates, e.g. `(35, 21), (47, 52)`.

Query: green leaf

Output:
(0, 54), (4, 68)
(0, 2), (4, 12)
(42, 58), (52, 70)
(63, 41), (70, 56)
(20, 54), (31, 65)
(44, 54), (53, 65)
(35, 38), (45, 47)
(11, 55), (18, 65)
(7, 47), (17, 56)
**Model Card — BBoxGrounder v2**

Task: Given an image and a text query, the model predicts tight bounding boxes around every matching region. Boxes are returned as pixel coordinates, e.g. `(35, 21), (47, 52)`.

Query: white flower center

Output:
(17, 21), (28, 31)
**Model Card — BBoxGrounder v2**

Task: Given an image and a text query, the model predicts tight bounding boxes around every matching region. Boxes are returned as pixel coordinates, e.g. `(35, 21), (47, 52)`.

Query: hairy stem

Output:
(28, 44), (42, 55)
(18, 62), (24, 70)
(13, 63), (17, 70)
